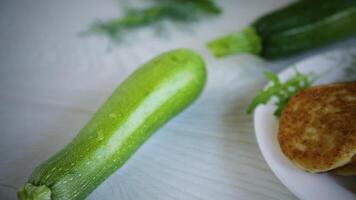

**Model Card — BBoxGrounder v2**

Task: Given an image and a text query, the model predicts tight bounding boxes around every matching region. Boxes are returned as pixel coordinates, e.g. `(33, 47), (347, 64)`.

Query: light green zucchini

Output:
(18, 49), (206, 200)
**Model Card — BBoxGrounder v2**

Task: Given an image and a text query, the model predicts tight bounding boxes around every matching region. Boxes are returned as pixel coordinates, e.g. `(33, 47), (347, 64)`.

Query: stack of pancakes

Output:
(278, 82), (356, 175)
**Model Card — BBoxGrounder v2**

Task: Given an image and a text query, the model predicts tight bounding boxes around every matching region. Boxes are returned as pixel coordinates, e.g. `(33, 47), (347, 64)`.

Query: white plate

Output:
(254, 47), (356, 200)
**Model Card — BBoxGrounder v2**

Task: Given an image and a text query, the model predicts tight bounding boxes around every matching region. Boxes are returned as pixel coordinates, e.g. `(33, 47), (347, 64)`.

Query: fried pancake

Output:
(278, 82), (356, 173)
(332, 155), (356, 176)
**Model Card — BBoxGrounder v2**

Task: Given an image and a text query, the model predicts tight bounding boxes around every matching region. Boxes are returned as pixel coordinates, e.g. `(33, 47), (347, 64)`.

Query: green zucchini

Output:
(207, 0), (356, 59)
(18, 49), (206, 200)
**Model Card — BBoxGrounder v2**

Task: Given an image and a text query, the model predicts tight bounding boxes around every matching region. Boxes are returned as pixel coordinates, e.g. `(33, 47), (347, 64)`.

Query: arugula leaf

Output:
(86, 0), (221, 41)
(247, 70), (313, 117)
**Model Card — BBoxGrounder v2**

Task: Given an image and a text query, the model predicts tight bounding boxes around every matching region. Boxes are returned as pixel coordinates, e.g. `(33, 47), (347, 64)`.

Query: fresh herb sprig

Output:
(247, 70), (313, 117)
(86, 0), (221, 41)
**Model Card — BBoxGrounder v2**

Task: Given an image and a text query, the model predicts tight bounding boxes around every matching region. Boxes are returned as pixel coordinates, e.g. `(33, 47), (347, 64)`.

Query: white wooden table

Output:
(1, 0), (355, 199)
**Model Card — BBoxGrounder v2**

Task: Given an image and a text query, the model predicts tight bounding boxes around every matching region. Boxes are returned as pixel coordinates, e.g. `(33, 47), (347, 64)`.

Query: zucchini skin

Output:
(253, 0), (356, 38)
(207, 0), (356, 59)
(254, 0), (356, 59)
(18, 49), (206, 200)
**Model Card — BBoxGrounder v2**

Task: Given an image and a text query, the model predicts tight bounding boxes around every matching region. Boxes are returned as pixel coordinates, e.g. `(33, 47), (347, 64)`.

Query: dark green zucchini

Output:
(207, 0), (356, 59)
(18, 49), (206, 200)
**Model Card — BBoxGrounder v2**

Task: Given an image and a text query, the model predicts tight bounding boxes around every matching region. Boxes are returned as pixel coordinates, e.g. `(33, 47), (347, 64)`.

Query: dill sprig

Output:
(247, 70), (313, 117)
(86, 0), (221, 41)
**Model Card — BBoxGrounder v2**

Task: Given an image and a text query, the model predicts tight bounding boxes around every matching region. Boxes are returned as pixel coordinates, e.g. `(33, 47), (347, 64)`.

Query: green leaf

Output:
(247, 70), (313, 117)
(263, 71), (280, 86)
(85, 0), (221, 41)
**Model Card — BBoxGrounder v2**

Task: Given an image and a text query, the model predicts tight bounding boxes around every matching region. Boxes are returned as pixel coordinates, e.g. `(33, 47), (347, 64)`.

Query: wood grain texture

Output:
(1, 0), (355, 199)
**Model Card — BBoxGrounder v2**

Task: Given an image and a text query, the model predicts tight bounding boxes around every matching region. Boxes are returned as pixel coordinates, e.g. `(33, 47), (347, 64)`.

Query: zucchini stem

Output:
(207, 26), (262, 58)
(18, 183), (52, 200)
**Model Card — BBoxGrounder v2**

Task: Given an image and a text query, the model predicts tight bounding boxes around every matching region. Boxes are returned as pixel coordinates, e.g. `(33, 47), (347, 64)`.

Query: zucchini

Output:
(18, 49), (206, 200)
(207, 0), (356, 59)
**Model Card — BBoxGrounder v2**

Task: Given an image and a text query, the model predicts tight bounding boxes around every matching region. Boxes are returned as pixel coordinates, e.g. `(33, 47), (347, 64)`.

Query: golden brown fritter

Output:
(278, 82), (356, 173)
